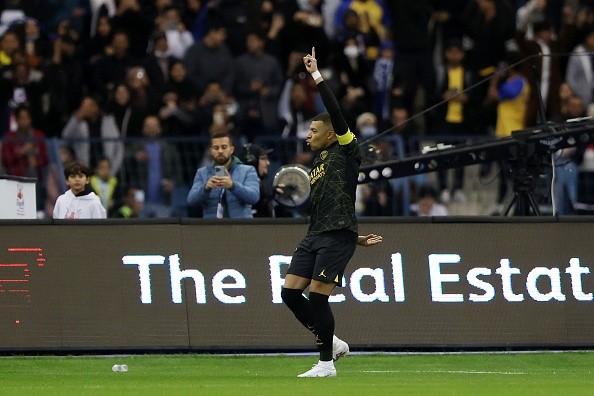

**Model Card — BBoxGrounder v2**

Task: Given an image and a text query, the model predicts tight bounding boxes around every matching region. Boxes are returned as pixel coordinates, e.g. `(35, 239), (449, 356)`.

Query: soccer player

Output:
(281, 47), (382, 378)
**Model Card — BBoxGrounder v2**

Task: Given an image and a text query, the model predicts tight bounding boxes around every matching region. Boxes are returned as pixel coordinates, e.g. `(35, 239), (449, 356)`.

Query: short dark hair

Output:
(64, 160), (91, 179)
(210, 131), (234, 146)
(313, 112), (332, 125)
(417, 183), (439, 201)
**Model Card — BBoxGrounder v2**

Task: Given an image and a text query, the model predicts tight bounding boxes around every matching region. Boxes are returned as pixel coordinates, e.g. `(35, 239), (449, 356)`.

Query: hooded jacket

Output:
(53, 189), (107, 219)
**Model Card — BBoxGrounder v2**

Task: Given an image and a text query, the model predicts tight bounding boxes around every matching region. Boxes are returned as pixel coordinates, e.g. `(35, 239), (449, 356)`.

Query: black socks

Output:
(281, 288), (335, 361)
(281, 288), (316, 334)
(308, 292), (334, 362)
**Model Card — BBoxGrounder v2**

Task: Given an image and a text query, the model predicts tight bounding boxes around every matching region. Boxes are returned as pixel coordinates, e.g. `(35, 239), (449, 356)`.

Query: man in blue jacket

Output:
(187, 131), (260, 218)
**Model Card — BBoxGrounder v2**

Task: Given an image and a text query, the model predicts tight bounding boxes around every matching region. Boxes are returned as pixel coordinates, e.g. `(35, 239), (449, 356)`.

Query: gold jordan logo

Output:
(319, 269), (326, 278)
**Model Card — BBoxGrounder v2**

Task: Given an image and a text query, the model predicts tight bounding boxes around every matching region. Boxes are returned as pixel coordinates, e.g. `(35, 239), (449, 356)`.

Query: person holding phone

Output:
(187, 131), (260, 218)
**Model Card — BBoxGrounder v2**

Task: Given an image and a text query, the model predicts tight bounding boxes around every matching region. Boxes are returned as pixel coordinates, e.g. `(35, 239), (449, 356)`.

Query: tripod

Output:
(501, 140), (542, 216)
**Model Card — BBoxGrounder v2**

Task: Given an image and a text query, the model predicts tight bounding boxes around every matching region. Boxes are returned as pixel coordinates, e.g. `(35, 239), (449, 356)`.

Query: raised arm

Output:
(303, 47), (350, 137)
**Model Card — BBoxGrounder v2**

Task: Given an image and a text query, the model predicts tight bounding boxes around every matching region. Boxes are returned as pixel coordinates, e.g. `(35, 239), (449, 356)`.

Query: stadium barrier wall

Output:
(1, 217), (593, 352)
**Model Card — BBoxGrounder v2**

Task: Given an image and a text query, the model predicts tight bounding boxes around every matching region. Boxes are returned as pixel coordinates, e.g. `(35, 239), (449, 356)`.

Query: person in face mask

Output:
(356, 112), (378, 138)
(334, 37), (370, 129)
(343, 42), (359, 59)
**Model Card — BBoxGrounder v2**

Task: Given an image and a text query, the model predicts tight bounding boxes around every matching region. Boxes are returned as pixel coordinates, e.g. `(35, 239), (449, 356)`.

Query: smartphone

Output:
(214, 165), (226, 177)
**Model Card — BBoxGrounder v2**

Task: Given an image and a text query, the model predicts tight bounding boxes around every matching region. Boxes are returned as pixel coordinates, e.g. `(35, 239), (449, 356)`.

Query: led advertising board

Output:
(0, 220), (592, 351)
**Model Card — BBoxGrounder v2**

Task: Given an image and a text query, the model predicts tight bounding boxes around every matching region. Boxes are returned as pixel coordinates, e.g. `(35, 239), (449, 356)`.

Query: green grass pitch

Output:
(1, 352), (593, 395)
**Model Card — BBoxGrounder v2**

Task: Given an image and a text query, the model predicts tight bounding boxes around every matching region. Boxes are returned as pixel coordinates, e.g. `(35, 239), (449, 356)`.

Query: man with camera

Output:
(187, 131), (259, 218)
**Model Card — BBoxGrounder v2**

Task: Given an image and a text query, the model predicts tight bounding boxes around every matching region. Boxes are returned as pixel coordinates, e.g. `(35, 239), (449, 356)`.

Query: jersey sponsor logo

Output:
(309, 163), (326, 185)
(320, 150), (328, 160)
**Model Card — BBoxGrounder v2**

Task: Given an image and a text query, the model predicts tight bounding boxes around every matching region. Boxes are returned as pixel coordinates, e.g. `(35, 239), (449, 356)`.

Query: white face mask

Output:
(360, 125), (377, 137)
(343, 45), (359, 59)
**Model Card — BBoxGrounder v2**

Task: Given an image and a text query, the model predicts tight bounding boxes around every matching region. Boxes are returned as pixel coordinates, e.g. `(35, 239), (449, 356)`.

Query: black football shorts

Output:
(287, 229), (357, 286)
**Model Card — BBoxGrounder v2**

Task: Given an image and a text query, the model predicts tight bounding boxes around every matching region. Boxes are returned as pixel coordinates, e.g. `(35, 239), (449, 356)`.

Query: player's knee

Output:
(281, 287), (300, 306)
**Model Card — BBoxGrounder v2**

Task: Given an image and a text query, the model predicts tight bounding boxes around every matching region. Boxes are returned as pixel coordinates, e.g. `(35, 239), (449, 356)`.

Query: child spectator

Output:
(90, 157), (121, 215)
(410, 183), (449, 217)
(113, 187), (144, 218)
(53, 160), (107, 219)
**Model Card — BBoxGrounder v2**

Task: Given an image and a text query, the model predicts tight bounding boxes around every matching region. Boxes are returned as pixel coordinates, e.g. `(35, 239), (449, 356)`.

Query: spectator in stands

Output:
(237, 142), (279, 218)
(126, 115), (182, 218)
(187, 131), (260, 219)
(89, 0), (116, 38)
(430, 0), (466, 71)
(388, 105), (417, 155)
(234, 30), (284, 138)
(387, 0), (433, 116)
(47, 0), (91, 35)
(260, 2), (289, 71)
(53, 159), (107, 219)
(552, 93), (586, 215)
(109, 0), (152, 60)
(156, 5), (194, 60)
(566, 24), (594, 106)
(62, 95), (124, 175)
(142, 31), (175, 97)
(0, 0), (27, 38)
(355, 111), (392, 216)
(288, 0), (331, 64)
(518, 20), (564, 125)
(22, 18), (53, 69)
(0, 54), (49, 135)
(410, 183), (449, 216)
(183, 21), (234, 93)
(124, 65), (160, 121)
(333, 35), (371, 128)
(430, 38), (475, 204)
(181, 0), (203, 39)
(113, 186), (144, 218)
(90, 157), (120, 215)
(86, 15), (113, 65)
(373, 40), (395, 124)
(0, 30), (21, 68)
(105, 83), (143, 138)
(159, 60), (200, 136)
(355, 111), (378, 140)
(487, 52), (531, 204)
(195, 80), (239, 137)
(1, 106), (49, 212)
(278, 77), (317, 139)
(516, 0), (549, 40)
(386, 105), (427, 215)
(91, 30), (138, 102)
(46, 30), (85, 136)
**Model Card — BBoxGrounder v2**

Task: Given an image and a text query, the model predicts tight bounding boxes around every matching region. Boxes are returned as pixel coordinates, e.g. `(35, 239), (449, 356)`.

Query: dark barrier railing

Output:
(4, 134), (594, 218)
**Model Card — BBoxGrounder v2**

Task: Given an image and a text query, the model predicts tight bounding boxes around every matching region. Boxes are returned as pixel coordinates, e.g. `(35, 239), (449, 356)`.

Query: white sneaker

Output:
(332, 335), (349, 361)
(297, 361), (337, 378)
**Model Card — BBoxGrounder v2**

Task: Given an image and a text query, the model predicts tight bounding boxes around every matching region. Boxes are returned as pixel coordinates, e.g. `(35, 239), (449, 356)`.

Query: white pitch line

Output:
(362, 370), (527, 375)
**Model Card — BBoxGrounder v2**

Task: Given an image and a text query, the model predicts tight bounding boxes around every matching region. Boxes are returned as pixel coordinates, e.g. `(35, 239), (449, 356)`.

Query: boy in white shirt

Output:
(53, 160), (107, 219)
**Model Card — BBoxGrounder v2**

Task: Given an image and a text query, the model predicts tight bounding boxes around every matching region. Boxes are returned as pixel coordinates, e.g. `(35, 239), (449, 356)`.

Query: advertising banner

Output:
(0, 220), (592, 351)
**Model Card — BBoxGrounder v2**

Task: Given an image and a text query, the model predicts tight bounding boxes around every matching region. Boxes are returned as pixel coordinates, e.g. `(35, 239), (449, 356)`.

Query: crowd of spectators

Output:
(1, 0), (594, 218)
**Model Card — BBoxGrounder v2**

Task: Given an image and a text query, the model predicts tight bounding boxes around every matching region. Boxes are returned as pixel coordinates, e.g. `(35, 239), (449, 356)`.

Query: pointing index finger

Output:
(312, 47), (315, 59)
